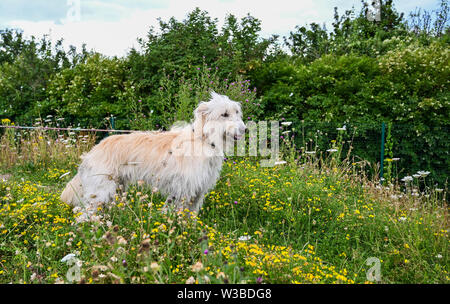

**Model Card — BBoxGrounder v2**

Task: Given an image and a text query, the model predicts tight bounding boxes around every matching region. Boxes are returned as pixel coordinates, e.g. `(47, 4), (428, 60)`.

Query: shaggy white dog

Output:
(61, 92), (246, 221)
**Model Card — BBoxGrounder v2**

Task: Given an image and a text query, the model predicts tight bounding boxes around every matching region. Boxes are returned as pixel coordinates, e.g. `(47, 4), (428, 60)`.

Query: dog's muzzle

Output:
(233, 124), (246, 140)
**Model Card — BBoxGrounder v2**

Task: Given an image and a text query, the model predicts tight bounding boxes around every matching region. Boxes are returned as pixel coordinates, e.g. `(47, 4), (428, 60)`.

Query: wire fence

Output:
(289, 121), (449, 188)
(0, 125), (134, 134)
(1, 120), (448, 188)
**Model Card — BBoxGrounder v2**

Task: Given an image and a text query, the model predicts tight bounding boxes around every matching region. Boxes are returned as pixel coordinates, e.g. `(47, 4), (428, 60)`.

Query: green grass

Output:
(0, 133), (448, 284)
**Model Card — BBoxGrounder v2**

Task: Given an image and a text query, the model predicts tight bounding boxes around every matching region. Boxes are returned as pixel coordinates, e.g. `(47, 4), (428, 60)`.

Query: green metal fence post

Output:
(380, 122), (386, 185)
(110, 115), (115, 130)
(109, 115), (115, 137)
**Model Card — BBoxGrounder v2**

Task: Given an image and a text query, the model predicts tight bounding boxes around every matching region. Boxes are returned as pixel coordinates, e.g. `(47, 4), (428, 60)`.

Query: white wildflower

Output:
(401, 176), (413, 182)
(150, 262), (161, 272)
(60, 253), (76, 263)
(238, 235), (252, 241)
(274, 161), (287, 166)
(417, 171), (430, 177)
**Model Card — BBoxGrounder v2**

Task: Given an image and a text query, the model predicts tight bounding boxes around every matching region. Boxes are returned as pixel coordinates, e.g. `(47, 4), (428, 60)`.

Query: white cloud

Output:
(5, 0), (328, 57)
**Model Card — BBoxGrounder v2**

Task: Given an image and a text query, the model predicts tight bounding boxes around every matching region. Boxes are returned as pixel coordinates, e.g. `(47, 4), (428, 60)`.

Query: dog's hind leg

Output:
(189, 192), (207, 213)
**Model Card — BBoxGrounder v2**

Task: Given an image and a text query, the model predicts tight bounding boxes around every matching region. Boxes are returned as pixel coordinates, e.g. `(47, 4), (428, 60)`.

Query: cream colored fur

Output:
(61, 92), (246, 222)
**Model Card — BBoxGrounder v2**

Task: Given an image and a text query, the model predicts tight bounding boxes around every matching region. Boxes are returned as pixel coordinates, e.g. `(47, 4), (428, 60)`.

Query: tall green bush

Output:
(39, 53), (135, 129)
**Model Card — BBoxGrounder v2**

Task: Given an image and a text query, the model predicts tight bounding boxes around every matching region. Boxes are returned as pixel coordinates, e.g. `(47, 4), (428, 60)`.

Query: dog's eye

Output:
(222, 112), (229, 118)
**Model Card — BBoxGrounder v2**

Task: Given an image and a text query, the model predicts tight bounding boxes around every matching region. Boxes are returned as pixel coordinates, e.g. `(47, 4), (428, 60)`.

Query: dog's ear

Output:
(194, 102), (209, 122)
(193, 102), (209, 137)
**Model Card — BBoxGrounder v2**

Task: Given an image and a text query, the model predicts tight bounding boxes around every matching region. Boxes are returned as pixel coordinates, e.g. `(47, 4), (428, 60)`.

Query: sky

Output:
(0, 0), (441, 57)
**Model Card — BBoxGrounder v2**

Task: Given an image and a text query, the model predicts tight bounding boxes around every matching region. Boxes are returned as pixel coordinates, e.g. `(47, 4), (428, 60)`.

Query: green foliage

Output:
(0, 29), (87, 124)
(248, 39), (449, 185)
(39, 53), (135, 129)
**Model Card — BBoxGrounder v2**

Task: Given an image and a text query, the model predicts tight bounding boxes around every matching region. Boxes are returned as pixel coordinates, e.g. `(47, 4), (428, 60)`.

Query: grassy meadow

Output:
(0, 124), (448, 284)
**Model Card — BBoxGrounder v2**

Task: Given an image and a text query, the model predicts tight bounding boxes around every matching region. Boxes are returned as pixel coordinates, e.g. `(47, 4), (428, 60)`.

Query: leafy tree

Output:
(285, 0), (410, 61)
(284, 23), (330, 62)
(127, 8), (275, 96)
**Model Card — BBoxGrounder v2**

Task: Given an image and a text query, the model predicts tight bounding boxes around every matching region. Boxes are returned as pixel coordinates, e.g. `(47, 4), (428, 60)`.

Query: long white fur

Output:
(60, 92), (246, 222)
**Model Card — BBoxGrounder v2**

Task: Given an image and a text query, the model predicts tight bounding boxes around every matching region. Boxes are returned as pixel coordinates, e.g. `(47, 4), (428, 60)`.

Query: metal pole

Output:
(110, 115), (116, 130)
(380, 122), (385, 185)
(108, 115), (116, 137)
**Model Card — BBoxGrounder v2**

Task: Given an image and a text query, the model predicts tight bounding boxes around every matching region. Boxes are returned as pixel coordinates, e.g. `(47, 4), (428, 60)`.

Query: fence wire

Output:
(1, 121), (449, 188)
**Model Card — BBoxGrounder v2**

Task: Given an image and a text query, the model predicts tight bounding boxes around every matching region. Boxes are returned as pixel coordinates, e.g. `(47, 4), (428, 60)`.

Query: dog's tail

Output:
(61, 173), (83, 206)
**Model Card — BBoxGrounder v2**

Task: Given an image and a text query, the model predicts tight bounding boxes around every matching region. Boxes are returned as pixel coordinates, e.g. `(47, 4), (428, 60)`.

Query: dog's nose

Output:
(239, 125), (246, 134)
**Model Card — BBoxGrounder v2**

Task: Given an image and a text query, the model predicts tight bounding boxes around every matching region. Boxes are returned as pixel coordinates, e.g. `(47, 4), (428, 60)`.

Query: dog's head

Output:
(193, 92), (246, 144)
